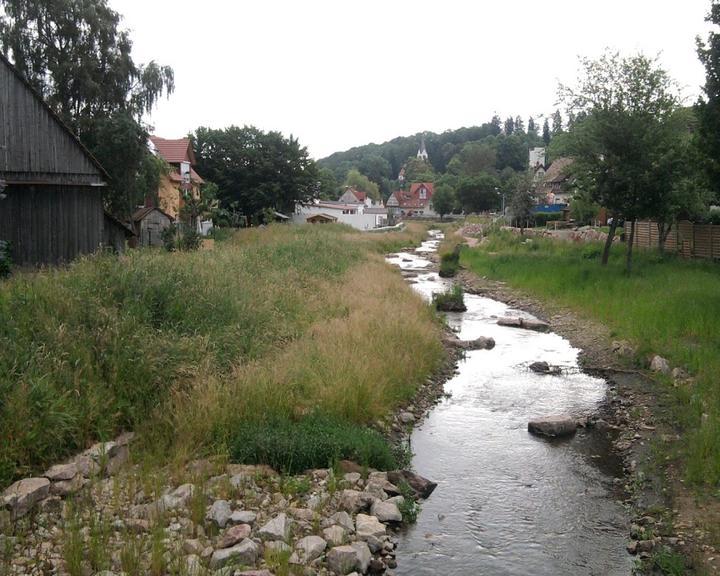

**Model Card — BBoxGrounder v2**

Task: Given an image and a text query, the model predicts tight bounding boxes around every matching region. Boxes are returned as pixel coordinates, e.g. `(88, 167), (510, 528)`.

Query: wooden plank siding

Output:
(0, 53), (118, 266)
(0, 54), (104, 183)
(0, 185), (104, 265)
(626, 220), (720, 261)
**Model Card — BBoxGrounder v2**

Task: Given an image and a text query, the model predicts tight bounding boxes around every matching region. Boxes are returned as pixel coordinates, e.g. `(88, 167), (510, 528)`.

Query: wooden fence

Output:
(626, 220), (720, 260)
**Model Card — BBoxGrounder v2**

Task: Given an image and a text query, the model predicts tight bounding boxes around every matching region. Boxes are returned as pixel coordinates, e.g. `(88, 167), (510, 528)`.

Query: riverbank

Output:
(455, 228), (720, 575)
(0, 223), (457, 575)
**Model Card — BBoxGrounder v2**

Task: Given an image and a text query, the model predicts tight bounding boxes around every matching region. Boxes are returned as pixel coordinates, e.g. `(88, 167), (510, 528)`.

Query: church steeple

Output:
(417, 134), (428, 161)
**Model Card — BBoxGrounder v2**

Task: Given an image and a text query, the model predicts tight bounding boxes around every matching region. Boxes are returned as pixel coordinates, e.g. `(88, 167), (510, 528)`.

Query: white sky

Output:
(110, 0), (714, 159)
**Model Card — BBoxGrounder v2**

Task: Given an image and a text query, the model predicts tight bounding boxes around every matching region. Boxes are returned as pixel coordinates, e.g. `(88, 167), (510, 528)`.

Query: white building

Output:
(293, 200), (387, 230)
(529, 147), (546, 170)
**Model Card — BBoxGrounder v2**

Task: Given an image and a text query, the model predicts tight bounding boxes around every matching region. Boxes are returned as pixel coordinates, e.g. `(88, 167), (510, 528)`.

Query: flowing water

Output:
(386, 231), (633, 576)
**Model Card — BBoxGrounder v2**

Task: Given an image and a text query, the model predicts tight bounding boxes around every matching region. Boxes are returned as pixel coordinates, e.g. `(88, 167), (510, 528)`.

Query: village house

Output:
(338, 186), (374, 207)
(0, 53), (133, 266)
(387, 182), (436, 219)
(293, 199), (387, 230)
(537, 157), (574, 205)
(148, 136), (204, 220)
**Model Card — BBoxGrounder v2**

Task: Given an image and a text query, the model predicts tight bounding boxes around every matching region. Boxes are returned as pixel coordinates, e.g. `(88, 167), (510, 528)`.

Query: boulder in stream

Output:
(497, 317), (550, 333)
(528, 416), (577, 438)
(529, 361), (562, 375)
(444, 335), (496, 351)
(387, 470), (437, 499)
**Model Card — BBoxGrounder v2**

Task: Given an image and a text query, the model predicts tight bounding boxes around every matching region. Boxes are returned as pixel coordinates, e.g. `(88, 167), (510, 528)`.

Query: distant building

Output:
(529, 147), (546, 171)
(417, 134), (429, 161)
(338, 186), (373, 207)
(537, 158), (574, 205)
(148, 136), (204, 220)
(387, 182), (436, 218)
(293, 200), (387, 230)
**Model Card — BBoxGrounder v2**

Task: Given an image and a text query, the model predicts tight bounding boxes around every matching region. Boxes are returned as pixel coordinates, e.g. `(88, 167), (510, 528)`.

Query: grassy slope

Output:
(462, 231), (720, 485)
(0, 223), (443, 486)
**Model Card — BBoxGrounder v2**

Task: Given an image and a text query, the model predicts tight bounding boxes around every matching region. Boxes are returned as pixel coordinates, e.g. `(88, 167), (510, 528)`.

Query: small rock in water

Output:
(399, 411), (416, 424)
(529, 361), (562, 375)
(528, 416), (577, 438)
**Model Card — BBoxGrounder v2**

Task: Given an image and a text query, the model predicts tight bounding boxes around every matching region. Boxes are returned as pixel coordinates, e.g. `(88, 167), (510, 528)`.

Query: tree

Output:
(344, 169), (380, 201)
(490, 115), (503, 136)
(456, 174), (501, 213)
(359, 156), (391, 188)
(432, 184), (456, 220)
(504, 117), (515, 136)
(508, 173), (535, 231)
(551, 110), (564, 135)
(527, 117), (537, 137)
(316, 167), (339, 200)
(403, 156), (436, 183)
(447, 142), (497, 177)
(0, 0), (175, 218)
(193, 126), (317, 219)
(696, 1), (720, 195)
(542, 118), (551, 145)
(496, 134), (527, 172)
(559, 51), (682, 270)
(514, 116), (525, 134)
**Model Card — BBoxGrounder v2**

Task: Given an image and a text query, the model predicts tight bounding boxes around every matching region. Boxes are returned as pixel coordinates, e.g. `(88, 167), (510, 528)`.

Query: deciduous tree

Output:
(0, 0), (175, 218)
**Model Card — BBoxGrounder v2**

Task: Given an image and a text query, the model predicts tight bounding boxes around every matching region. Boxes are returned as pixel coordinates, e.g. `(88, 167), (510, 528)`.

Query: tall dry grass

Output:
(0, 223), (440, 486)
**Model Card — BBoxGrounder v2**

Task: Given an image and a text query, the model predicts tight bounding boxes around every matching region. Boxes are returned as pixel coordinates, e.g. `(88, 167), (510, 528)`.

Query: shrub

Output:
(160, 224), (176, 252)
(227, 415), (397, 474)
(178, 228), (202, 251)
(439, 245), (461, 278)
(433, 285), (466, 312)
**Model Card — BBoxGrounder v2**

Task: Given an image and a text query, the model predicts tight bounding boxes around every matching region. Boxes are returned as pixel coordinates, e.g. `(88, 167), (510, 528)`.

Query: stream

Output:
(386, 230), (633, 576)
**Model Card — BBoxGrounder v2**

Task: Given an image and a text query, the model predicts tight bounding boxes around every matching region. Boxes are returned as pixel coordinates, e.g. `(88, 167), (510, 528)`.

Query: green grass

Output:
(0, 223), (440, 489)
(462, 229), (720, 485)
(228, 415), (398, 474)
(433, 285), (466, 312)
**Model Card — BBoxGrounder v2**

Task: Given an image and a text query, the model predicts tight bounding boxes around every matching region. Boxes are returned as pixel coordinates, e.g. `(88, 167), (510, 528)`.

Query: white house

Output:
(293, 200), (387, 230)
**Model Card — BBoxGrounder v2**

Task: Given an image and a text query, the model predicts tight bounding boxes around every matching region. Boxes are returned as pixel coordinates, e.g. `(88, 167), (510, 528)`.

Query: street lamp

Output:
(495, 187), (505, 214)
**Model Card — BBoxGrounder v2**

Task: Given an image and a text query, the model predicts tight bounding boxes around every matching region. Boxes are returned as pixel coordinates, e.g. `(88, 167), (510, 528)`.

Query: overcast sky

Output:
(110, 0), (714, 159)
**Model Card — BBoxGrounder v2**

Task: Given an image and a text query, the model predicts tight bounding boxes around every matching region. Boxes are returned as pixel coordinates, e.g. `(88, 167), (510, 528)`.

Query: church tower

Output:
(416, 134), (429, 161)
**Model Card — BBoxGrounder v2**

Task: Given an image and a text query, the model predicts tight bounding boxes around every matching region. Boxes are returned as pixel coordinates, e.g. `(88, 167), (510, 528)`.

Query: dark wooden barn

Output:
(0, 53), (131, 266)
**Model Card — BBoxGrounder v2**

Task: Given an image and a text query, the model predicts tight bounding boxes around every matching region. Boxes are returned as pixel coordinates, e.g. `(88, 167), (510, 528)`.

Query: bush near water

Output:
(0, 223), (443, 489)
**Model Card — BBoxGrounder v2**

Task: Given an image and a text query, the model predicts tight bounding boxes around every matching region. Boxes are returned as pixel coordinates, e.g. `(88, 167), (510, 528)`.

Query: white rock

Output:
(650, 355), (671, 374)
(351, 541), (372, 574)
(327, 545), (360, 575)
(331, 511), (355, 532)
(323, 525), (346, 546)
(399, 411), (416, 424)
(355, 514), (386, 539)
(2, 478), (50, 518)
(257, 512), (292, 542)
(294, 535), (327, 563)
(371, 500), (402, 523)
(209, 538), (259, 569)
(185, 554), (203, 576)
(44, 463), (77, 481)
(230, 510), (257, 525)
(206, 499), (232, 528)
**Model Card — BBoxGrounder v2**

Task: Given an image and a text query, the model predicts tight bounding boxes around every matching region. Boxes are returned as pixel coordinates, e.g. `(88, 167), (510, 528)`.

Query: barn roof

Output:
(132, 206), (174, 223)
(0, 52), (109, 183)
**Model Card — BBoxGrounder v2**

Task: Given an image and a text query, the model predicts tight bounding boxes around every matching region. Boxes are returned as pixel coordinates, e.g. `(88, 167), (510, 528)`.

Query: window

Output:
(419, 187), (427, 199)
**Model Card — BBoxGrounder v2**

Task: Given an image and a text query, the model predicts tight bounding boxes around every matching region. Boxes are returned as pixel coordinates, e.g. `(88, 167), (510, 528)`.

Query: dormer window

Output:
(419, 187), (427, 199)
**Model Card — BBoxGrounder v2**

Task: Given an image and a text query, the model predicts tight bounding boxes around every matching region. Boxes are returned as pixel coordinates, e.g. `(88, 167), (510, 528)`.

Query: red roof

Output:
(393, 182), (434, 209)
(150, 136), (197, 165)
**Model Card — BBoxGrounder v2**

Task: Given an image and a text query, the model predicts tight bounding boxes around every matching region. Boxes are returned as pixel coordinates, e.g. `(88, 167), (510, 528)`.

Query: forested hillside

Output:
(318, 114), (565, 210)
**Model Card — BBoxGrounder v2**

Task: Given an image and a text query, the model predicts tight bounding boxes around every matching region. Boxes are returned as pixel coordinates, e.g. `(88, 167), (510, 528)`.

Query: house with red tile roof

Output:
(149, 136), (204, 220)
(338, 186), (376, 207)
(387, 182), (436, 219)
